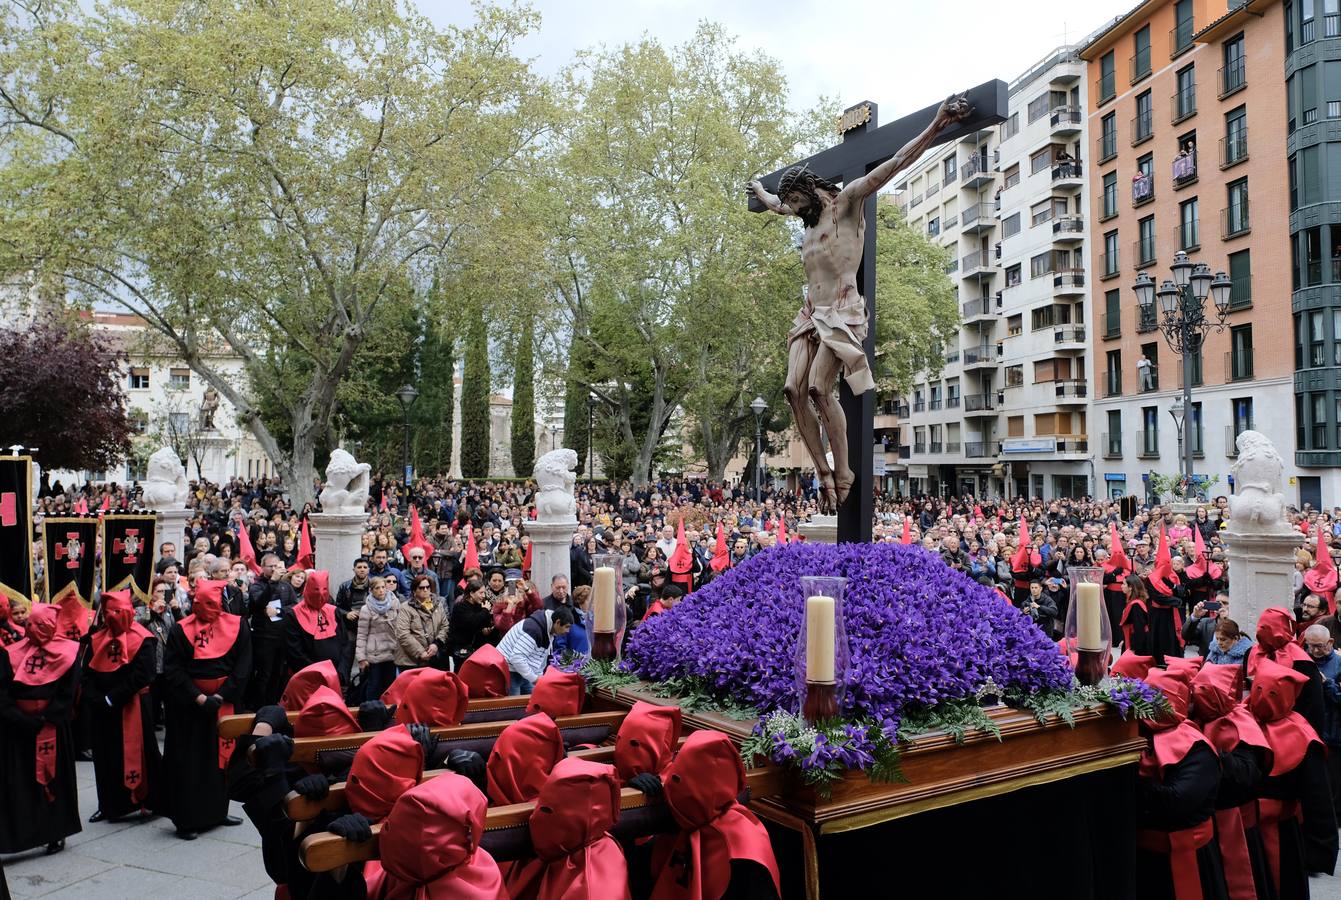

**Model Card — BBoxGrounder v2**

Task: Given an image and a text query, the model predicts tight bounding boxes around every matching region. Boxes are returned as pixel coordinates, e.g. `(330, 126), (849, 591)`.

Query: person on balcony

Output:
(1138, 354), (1154, 391)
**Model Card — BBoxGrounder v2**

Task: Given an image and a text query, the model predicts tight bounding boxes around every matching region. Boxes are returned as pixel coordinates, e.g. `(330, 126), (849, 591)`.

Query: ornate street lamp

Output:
(750, 396), (769, 501)
(395, 384), (419, 505)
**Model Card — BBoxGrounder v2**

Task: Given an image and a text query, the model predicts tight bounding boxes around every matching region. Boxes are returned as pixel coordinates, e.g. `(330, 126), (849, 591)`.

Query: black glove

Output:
(444, 749), (485, 782)
(253, 705), (293, 737)
(628, 773), (664, 798)
(327, 813), (373, 843)
(202, 695), (223, 714)
(251, 733), (294, 772)
(293, 773), (331, 801)
(357, 700), (393, 732)
(407, 723), (438, 758)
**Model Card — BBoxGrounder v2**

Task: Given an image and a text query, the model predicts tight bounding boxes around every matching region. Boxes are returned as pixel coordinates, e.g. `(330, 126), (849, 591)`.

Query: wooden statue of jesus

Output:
(749, 94), (971, 512)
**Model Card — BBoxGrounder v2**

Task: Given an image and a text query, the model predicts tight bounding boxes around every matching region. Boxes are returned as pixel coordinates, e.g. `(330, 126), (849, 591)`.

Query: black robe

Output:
(1147, 586), (1186, 667)
(1103, 570), (1128, 648)
(81, 638), (162, 819)
(0, 649), (81, 852)
(1134, 743), (1230, 900)
(1215, 743), (1275, 900)
(162, 619), (252, 833)
(282, 606), (341, 676)
(1260, 743), (1338, 898)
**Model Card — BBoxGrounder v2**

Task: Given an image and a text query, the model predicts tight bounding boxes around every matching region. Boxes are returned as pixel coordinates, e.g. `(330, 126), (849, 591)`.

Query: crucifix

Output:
(748, 80), (1008, 543)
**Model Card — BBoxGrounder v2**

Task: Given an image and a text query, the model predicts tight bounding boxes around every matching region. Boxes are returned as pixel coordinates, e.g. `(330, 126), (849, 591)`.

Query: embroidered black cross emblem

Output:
(107, 640), (123, 663)
(193, 626), (212, 649)
(38, 740), (54, 755)
(24, 653), (46, 674)
(316, 611), (328, 631)
(126, 770), (140, 785)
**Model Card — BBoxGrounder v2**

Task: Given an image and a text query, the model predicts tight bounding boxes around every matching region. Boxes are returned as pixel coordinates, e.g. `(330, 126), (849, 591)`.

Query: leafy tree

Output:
(0, 0), (552, 504)
(510, 314), (536, 478)
(562, 352), (592, 477)
(872, 198), (959, 391)
(0, 316), (131, 471)
(413, 314), (456, 480)
(459, 302), (490, 479)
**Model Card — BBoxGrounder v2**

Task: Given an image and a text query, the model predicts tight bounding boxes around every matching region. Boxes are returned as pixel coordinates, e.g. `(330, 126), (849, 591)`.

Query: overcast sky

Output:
(419, 0), (1119, 120)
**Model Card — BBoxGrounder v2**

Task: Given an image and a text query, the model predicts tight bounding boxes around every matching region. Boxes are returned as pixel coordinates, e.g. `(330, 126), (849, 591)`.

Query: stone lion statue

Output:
(319, 449), (371, 514)
(1227, 431), (1293, 534)
(534, 448), (578, 523)
(141, 447), (189, 509)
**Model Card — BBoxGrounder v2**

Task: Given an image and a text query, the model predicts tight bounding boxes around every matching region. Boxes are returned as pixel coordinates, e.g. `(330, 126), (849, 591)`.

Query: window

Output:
(1107, 410), (1123, 456)
(1232, 398), (1255, 437)
(1228, 249), (1252, 308)
(1310, 309), (1326, 366)
(1100, 113), (1117, 162)
(1188, 344), (1204, 386)
(1133, 26), (1152, 81)
(1030, 252), (1053, 278)
(1030, 148), (1052, 175)
(1329, 0), (1340, 37)
(1137, 153), (1154, 180)
(927, 216), (940, 237)
(1134, 152), (1154, 204)
(1142, 406), (1159, 455)
(168, 367), (190, 390)
(1287, 0), (1296, 53)
(1222, 34), (1246, 97)
(1102, 171), (1118, 219)
(1103, 230), (1119, 277)
(1104, 290), (1121, 338)
(1133, 91), (1153, 144)
(1033, 357), (1072, 382)
(129, 408), (148, 435)
(1100, 51), (1116, 102)
(1290, 153), (1299, 211)
(1028, 94), (1050, 123)
(1299, 145), (1321, 206)
(1179, 197), (1199, 249)
(1008, 415), (1025, 437)
(1006, 365), (1024, 387)
(1224, 178), (1249, 237)
(1007, 314), (1023, 336)
(1189, 401), (1204, 454)
(1223, 106), (1247, 167)
(943, 156), (957, 183)
(1138, 216), (1156, 266)
(1231, 325), (1254, 380)
(1303, 63), (1318, 126)
(1031, 305), (1056, 330)
(1106, 350), (1122, 396)
(128, 367), (149, 390)
(1304, 0), (1318, 43)
(1030, 199), (1054, 227)
(1173, 0), (1194, 55)
(1314, 393), (1328, 449)
(1001, 112), (1020, 141)
(1335, 309), (1341, 365)
(1003, 164), (1020, 189)
(169, 412), (189, 434)
(1298, 393), (1307, 450)
(1005, 264), (1022, 288)
(1174, 65), (1196, 121)
(1003, 212), (1021, 237)
(1304, 226), (1324, 286)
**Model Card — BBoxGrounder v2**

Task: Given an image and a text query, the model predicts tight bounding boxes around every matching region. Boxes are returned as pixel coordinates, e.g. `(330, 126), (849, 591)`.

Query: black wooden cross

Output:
(749, 79), (1009, 543)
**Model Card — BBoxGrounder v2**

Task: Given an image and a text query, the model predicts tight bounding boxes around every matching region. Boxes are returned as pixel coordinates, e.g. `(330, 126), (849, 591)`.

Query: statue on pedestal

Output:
(199, 389), (219, 430)
(141, 447), (189, 509)
(318, 449), (371, 514)
(1226, 431), (1294, 535)
(534, 449), (578, 523)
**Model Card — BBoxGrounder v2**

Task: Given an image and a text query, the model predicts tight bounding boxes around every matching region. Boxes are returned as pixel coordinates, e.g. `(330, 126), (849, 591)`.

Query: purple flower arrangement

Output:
(625, 542), (1074, 726)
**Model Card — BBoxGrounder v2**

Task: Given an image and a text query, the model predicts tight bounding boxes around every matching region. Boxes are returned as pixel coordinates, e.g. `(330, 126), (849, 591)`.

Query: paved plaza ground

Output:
(5, 758), (1341, 898)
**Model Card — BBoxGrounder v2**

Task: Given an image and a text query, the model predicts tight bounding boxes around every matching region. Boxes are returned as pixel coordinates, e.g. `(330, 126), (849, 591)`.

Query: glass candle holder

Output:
(590, 553), (627, 661)
(1063, 566), (1111, 686)
(795, 576), (850, 724)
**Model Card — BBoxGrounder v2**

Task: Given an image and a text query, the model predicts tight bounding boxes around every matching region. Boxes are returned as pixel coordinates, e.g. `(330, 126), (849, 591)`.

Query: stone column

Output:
(798, 514), (839, 545)
(528, 520), (576, 598)
(309, 512), (367, 586)
(156, 508), (194, 567)
(1222, 528), (1302, 636)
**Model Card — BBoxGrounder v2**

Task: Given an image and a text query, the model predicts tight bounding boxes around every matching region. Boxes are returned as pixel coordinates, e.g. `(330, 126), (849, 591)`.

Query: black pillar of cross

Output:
(751, 79), (1008, 543)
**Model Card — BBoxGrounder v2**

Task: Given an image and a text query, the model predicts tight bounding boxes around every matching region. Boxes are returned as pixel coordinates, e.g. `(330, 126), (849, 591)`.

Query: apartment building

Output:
(996, 48), (1094, 500)
(1081, 0), (1296, 502)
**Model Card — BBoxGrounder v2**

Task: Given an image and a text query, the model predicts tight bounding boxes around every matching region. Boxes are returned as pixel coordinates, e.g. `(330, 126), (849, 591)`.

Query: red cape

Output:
(529, 758), (630, 900)
(486, 713), (566, 806)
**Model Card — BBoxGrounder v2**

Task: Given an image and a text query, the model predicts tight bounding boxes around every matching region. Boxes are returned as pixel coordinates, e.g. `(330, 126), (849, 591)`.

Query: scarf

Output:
(366, 590), (395, 617)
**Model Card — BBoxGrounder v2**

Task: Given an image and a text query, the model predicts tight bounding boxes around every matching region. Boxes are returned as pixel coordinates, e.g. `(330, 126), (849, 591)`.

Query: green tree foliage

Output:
(0, 0), (552, 503)
(872, 198), (960, 392)
(414, 317), (456, 480)
(562, 349), (592, 477)
(459, 303), (490, 480)
(510, 314), (536, 478)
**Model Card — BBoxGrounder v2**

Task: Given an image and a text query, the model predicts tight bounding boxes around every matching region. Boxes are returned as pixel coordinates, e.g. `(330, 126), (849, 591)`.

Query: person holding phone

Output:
(1182, 591), (1231, 658)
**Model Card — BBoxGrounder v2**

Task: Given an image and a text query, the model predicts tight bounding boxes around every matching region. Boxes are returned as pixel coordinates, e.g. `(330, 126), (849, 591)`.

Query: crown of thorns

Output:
(777, 164), (840, 198)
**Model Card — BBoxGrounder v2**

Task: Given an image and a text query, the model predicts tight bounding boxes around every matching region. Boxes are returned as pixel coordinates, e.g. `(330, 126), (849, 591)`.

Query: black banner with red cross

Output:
(101, 514), (157, 604)
(43, 516), (97, 606)
(0, 457), (35, 607)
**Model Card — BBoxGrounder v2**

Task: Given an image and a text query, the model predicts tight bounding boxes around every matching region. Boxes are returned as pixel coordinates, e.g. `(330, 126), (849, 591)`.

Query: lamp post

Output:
(1131, 251), (1232, 501)
(549, 425), (558, 451)
(750, 396), (768, 502)
(1168, 398), (1186, 484)
(586, 394), (597, 486)
(395, 384), (419, 509)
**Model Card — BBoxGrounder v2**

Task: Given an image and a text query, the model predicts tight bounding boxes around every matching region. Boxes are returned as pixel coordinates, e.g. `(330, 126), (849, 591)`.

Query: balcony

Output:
(1052, 216), (1084, 242)
(899, 444), (911, 459)
(964, 441), (1001, 458)
(1137, 309), (1159, 333)
(962, 250), (998, 277)
(914, 442), (927, 454)
(961, 296), (998, 321)
(944, 350), (960, 364)
(1053, 269), (1086, 294)
(1137, 430), (1160, 459)
(961, 203), (997, 234)
(1102, 433), (1123, 459)
(1172, 152), (1197, 187)
(897, 404), (910, 418)
(1055, 436), (1090, 453)
(1138, 365), (1161, 392)
(1104, 370), (1123, 398)
(1132, 173), (1154, 206)
(1051, 159), (1083, 189)
(1054, 325), (1087, 348)
(1100, 251), (1120, 280)
(1130, 49), (1152, 85)
(1219, 58), (1246, 99)
(1134, 237), (1157, 269)
(929, 441), (943, 453)
(913, 400), (926, 412)
(1221, 200), (1250, 239)
(945, 441), (961, 454)
(962, 345), (997, 369)
(961, 155), (994, 189)
(1170, 85), (1197, 125)
(1098, 131), (1117, 164)
(1131, 110), (1153, 146)
(1169, 20), (1194, 58)
(929, 398), (943, 411)
(1220, 129), (1248, 169)
(1055, 379), (1088, 400)
(1050, 106), (1083, 135)
(964, 393), (997, 413)
(1228, 273), (1252, 311)
(1096, 73), (1116, 107)
(1224, 426), (1254, 459)
(1102, 311), (1121, 340)
(1226, 348), (1254, 382)
(947, 395), (961, 409)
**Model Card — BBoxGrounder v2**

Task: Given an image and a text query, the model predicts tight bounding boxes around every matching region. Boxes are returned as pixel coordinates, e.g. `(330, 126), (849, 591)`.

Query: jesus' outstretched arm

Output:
(841, 93), (973, 204)
(747, 179), (795, 216)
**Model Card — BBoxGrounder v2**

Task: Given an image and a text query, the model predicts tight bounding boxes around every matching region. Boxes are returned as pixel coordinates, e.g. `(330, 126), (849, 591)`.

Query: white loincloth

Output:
(789, 295), (875, 395)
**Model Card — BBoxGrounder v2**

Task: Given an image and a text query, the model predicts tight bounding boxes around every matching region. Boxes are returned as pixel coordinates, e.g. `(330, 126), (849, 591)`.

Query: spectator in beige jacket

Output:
(355, 576), (401, 701)
(393, 573), (449, 671)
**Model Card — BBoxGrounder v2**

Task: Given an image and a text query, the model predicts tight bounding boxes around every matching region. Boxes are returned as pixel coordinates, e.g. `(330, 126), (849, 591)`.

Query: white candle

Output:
(593, 566), (617, 632)
(1076, 582), (1103, 651)
(805, 595), (836, 682)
